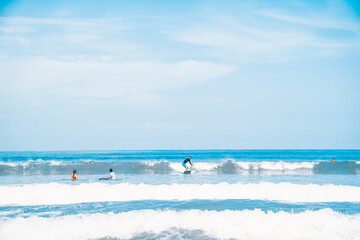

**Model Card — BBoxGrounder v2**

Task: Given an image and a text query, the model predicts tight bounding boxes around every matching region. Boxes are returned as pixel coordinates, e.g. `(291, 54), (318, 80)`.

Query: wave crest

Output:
(1, 160), (359, 175)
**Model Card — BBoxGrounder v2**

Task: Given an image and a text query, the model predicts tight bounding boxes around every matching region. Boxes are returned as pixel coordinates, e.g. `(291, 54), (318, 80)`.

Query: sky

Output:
(0, 0), (359, 150)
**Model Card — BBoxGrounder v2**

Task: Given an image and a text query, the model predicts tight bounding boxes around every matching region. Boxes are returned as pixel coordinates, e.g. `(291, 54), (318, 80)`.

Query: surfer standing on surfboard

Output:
(182, 156), (193, 171)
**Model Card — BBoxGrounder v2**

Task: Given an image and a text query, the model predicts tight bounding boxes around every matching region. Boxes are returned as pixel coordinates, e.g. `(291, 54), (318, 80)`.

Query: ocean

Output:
(0, 149), (360, 240)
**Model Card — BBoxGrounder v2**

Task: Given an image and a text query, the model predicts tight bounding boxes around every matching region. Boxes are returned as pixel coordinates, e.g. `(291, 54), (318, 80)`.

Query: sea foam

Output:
(1, 182), (360, 206)
(0, 209), (359, 240)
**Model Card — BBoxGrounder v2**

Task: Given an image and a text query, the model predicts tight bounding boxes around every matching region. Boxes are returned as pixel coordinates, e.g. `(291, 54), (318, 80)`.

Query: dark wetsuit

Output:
(182, 158), (192, 168)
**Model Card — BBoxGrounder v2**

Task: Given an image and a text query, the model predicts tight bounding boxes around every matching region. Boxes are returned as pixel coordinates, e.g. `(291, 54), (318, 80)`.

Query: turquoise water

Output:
(1, 150), (360, 239)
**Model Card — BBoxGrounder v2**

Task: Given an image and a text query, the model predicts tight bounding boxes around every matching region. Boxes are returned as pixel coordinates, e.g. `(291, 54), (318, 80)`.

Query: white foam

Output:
(20, 159), (45, 168)
(169, 160), (318, 173)
(192, 162), (219, 171)
(139, 160), (169, 167)
(0, 209), (359, 240)
(47, 160), (63, 166)
(1, 182), (360, 206)
(0, 160), (349, 173)
(0, 209), (23, 216)
(0, 159), (64, 167)
(0, 161), (19, 167)
(235, 161), (316, 170)
(169, 161), (218, 173)
(169, 162), (186, 172)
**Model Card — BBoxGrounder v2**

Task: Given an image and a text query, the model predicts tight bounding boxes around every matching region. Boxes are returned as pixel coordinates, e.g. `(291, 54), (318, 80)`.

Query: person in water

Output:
(71, 170), (78, 181)
(106, 168), (116, 180)
(182, 156), (193, 171)
(331, 157), (335, 163)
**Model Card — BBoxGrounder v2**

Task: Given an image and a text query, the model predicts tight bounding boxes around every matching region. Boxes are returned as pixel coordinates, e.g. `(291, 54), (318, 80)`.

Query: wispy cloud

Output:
(0, 14), (237, 108)
(255, 9), (360, 31)
(0, 1), (358, 103)
(0, 56), (237, 105)
(0, 16), (138, 60)
(169, 1), (360, 62)
(0, 16), (130, 30)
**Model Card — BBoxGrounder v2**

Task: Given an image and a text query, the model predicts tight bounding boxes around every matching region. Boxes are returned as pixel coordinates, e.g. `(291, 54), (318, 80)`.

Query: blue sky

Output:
(0, 0), (359, 150)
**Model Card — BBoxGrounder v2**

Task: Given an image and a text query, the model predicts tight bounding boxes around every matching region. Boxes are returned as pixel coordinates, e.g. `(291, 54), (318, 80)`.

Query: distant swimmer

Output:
(331, 157), (335, 163)
(106, 168), (116, 180)
(71, 170), (78, 181)
(182, 156), (193, 171)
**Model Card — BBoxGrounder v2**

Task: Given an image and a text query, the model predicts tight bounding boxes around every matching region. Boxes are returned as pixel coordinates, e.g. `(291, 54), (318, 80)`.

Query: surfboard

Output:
(99, 178), (108, 180)
(183, 170), (191, 174)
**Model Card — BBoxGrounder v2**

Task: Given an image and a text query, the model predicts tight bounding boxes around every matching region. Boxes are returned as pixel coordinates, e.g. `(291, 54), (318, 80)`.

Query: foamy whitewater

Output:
(1, 150), (360, 239)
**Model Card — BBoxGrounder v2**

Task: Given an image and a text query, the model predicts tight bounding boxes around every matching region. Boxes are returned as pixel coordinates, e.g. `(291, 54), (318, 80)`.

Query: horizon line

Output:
(0, 148), (359, 152)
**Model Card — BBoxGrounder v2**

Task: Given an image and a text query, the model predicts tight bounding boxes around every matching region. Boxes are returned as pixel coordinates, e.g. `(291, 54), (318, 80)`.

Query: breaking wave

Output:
(0, 209), (359, 240)
(1, 159), (359, 175)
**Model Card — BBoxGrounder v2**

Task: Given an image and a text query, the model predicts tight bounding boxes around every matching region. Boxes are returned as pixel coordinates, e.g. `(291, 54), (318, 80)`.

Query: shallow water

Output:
(1, 150), (359, 240)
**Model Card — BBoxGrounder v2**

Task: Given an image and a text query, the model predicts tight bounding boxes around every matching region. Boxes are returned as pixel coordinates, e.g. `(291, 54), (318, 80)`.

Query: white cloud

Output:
(171, 27), (349, 62)
(169, 1), (360, 62)
(0, 17), (130, 31)
(0, 15), (238, 107)
(255, 9), (360, 31)
(0, 57), (237, 104)
(0, 16), (138, 60)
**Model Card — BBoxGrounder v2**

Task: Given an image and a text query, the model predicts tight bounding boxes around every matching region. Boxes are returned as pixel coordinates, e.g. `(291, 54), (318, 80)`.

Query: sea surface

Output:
(0, 149), (360, 240)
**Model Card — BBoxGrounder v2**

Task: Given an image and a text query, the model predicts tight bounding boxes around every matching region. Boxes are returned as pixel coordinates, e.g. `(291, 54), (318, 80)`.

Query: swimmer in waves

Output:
(71, 170), (78, 181)
(99, 168), (116, 180)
